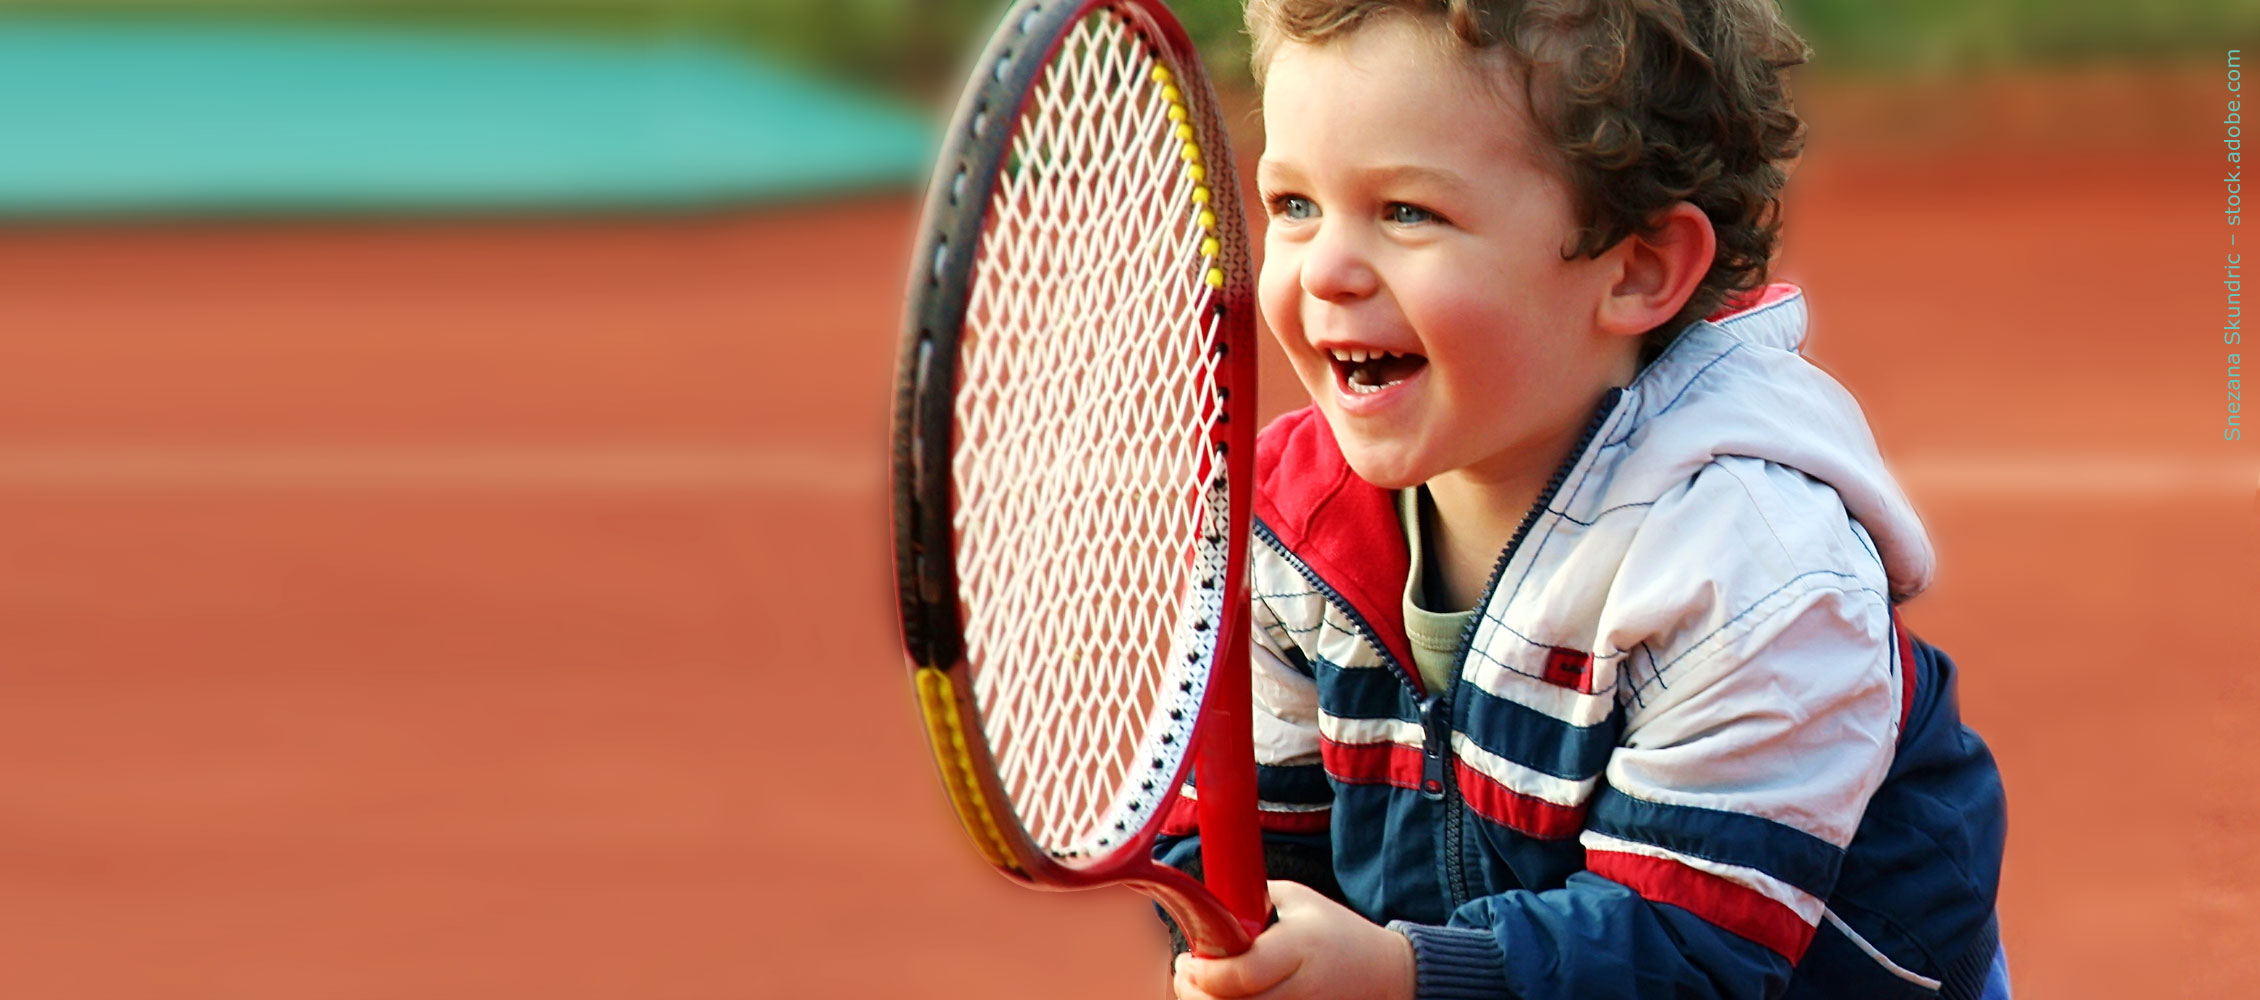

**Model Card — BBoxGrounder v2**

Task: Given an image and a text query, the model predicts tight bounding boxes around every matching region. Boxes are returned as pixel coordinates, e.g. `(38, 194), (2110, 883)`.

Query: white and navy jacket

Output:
(1159, 286), (2006, 999)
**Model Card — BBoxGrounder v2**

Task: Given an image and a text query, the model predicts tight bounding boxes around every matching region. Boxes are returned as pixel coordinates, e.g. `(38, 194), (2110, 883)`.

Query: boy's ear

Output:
(1595, 202), (1717, 339)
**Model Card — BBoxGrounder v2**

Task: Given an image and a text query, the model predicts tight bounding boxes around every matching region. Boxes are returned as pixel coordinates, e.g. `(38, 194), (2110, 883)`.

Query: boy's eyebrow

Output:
(1356, 164), (1470, 191)
(1255, 157), (1303, 180)
(1254, 159), (1468, 192)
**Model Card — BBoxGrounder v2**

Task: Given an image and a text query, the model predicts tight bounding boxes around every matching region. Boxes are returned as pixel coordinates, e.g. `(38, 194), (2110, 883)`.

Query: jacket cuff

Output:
(1387, 921), (1511, 1000)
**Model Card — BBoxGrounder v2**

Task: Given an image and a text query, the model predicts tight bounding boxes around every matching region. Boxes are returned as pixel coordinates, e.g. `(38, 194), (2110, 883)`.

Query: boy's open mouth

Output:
(1329, 348), (1428, 395)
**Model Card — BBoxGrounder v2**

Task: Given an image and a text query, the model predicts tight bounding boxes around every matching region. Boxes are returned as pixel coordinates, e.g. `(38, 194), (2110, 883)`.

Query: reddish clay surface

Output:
(1, 72), (2254, 998)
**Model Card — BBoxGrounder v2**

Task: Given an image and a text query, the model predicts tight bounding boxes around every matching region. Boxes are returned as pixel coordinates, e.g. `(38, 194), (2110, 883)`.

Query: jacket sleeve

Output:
(1153, 589), (1343, 925)
(1392, 578), (1899, 1000)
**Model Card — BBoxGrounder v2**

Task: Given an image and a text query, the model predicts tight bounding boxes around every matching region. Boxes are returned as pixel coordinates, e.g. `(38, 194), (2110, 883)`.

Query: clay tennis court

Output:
(1, 71), (2254, 998)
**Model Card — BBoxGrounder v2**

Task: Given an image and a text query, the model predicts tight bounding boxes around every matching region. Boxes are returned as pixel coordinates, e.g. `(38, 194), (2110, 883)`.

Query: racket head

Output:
(891, 0), (1261, 951)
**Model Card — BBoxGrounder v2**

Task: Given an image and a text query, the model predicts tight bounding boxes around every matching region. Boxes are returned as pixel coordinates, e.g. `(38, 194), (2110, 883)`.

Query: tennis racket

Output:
(891, 0), (1267, 958)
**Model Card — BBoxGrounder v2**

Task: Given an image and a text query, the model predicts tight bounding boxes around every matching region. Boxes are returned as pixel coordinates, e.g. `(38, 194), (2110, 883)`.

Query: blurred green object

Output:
(0, 0), (2245, 219)
(0, 0), (2247, 89)
(0, 17), (934, 218)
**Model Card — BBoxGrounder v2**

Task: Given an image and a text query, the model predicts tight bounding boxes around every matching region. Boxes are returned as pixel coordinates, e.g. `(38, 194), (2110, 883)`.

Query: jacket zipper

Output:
(1246, 387), (1624, 915)
(1436, 388), (1624, 911)
(1253, 517), (1474, 911)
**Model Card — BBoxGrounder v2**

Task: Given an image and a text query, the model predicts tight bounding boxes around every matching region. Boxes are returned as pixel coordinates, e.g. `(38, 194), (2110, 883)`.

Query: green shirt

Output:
(1398, 486), (1477, 695)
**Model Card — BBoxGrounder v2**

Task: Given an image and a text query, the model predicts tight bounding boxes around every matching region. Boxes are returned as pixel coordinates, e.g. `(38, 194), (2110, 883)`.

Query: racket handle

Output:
(1193, 609), (1273, 943)
(1136, 861), (1261, 958)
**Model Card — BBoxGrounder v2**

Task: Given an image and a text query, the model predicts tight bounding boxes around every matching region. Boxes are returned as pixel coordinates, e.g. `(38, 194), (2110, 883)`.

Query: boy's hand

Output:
(1171, 880), (1416, 1000)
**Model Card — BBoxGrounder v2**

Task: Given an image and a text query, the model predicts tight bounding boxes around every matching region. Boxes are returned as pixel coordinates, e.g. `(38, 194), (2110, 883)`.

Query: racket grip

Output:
(1193, 610), (1272, 942)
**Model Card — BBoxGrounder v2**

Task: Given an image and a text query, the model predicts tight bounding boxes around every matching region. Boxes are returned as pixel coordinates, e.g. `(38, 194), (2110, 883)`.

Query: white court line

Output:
(0, 444), (883, 495)
(0, 446), (2246, 500)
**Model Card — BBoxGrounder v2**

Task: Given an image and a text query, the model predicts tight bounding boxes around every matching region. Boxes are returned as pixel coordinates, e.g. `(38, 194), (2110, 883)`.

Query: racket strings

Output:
(953, 11), (1227, 858)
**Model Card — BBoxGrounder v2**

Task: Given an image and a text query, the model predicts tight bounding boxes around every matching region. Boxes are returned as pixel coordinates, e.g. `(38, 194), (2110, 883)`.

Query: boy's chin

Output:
(1314, 404), (1433, 489)
(1336, 443), (1429, 491)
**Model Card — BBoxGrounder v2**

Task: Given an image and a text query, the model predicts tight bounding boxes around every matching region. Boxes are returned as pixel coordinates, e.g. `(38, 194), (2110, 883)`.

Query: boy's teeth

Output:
(1336, 347), (1427, 396)
(1330, 347), (1406, 363)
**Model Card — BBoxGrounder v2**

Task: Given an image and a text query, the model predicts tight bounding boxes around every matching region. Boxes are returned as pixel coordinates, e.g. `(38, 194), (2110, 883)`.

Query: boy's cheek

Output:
(1255, 258), (1297, 338)
(1254, 254), (1346, 406)
(1268, 335), (1333, 404)
(1256, 271), (1305, 346)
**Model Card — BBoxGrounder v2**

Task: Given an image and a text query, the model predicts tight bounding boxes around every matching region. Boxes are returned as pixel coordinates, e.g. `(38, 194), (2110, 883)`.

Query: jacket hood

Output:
(1614, 284), (1935, 602)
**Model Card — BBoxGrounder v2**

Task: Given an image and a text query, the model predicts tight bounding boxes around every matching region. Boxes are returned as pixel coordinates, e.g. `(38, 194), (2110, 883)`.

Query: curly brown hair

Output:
(1246, 0), (1810, 363)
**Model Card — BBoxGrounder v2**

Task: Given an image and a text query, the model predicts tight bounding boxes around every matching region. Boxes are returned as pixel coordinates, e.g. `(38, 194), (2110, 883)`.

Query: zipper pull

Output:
(1419, 694), (1449, 801)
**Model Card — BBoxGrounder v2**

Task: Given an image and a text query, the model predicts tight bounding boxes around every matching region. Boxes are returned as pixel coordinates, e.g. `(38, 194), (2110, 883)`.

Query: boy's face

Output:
(1256, 18), (1637, 491)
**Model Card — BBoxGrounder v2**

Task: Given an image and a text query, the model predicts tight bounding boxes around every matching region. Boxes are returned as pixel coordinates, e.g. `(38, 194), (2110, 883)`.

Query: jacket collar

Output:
(1251, 407), (1420, 683)
(1250, 391), (1620, 690)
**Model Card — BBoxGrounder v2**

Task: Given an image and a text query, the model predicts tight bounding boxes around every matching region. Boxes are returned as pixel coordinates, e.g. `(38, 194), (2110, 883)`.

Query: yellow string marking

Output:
(1157, 59), (1223, 301)
(915, 668), (1020, 872)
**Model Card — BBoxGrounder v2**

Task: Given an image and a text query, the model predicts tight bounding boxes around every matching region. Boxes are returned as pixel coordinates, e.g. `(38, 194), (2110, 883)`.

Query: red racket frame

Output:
(890, 0), (1268, 958)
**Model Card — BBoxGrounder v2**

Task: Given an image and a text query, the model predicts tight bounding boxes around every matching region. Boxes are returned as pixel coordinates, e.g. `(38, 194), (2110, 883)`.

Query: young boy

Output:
(1156, 2), (2008, 999)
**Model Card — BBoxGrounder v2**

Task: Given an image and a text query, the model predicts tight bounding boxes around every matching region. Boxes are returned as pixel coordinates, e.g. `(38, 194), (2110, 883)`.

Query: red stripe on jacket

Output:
(1452, 760), (1587, 840)
(1318, 737), (1425, 789)
(1586, 850), (1817, 961)
(1322, 739), (1586, 840)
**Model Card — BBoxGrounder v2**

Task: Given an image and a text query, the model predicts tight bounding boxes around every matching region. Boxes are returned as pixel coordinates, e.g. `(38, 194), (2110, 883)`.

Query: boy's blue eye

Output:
(1387, 203), (1437, 225)
(1271, 195), (1316, 221)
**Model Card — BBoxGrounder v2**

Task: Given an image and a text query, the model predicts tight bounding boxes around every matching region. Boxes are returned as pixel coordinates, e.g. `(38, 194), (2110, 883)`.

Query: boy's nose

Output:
(1299, 225), (1379, 303)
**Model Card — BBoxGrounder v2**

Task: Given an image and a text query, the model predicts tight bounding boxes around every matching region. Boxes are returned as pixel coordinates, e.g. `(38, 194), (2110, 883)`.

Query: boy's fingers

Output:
(1171, 958), (1206, 1000)
(1177, 940), (1299, 998)
(1263, 878), (1325, 914)
(1175, 882), (1346, 998)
